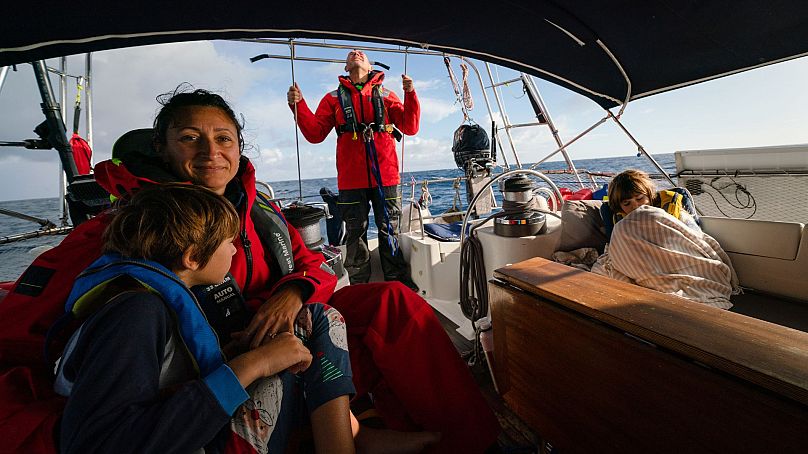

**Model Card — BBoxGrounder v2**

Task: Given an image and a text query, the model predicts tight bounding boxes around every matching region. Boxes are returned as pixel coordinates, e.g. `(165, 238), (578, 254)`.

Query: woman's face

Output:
(620, 192), (651, 215)
(160, 106), (240, 195)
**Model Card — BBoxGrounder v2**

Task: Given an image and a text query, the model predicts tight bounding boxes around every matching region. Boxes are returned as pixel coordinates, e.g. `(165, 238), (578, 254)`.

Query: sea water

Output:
(0, 153), (674, 282)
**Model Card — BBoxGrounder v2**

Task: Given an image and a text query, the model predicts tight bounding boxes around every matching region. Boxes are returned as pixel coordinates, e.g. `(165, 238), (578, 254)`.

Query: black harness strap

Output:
(336, 84), (402, 141)
(252, 191), (294, 277)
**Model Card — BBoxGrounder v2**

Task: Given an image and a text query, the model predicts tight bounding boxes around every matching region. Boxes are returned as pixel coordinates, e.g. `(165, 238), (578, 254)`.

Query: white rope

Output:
(419, 180), (432, 208)
(444, 56), (471, 122)
(460, 63), (474, 111)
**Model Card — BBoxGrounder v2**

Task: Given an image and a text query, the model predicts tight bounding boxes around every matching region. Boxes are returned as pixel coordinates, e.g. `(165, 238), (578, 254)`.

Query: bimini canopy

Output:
(2, 1), (808, 109)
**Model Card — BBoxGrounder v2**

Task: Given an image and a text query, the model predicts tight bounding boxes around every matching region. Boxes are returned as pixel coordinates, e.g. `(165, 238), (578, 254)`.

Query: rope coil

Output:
(444, 56), (474, 122)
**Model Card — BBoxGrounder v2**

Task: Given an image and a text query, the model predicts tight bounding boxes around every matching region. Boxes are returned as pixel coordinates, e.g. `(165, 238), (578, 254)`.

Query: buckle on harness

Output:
(362, 123), (375, 142)
(337, 123), (402, 142)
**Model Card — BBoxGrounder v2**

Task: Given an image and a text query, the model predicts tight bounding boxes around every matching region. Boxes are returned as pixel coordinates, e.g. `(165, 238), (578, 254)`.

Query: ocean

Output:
(0, 153), (675, 282)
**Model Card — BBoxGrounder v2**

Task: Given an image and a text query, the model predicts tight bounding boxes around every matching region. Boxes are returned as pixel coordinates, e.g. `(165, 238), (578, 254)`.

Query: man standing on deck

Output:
(287, 49), (420, 290)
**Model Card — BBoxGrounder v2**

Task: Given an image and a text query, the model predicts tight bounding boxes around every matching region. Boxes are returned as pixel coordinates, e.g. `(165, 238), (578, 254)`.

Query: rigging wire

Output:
(289, 39), (303, 201)
(399, 48), (409, 175)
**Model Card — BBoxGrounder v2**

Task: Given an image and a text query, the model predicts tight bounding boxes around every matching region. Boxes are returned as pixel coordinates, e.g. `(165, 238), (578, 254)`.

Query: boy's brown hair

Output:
(103, 183), (239, 270)
(607, 169), (657, 214)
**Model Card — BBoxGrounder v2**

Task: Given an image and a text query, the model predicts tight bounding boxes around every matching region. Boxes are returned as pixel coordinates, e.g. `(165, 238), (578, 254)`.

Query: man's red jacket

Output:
(291, 70), (419, 190)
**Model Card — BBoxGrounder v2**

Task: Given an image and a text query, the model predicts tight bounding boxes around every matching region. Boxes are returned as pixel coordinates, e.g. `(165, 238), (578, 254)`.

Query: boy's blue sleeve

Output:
(203, 364), (249, 415)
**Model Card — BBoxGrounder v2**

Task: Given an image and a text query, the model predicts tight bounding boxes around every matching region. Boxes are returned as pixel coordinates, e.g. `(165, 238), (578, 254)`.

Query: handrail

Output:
(460, 169), (563, 245)
(256, 181), (275, 200)
(406, 200), (426, 239)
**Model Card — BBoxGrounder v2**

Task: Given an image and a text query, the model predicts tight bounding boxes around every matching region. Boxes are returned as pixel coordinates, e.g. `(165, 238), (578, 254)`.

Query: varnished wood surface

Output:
(493, 257), (808, 407)
(489, 281), (808, 453)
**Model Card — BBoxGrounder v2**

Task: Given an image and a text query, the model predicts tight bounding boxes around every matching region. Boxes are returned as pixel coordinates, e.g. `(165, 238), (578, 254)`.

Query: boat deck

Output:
(366, 239), (544, 451)
(434, 310), (543, 453)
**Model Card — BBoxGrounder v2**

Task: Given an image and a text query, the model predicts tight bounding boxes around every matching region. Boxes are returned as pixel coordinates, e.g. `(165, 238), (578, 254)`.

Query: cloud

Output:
(0, 41), (270, 201)
(398, 136), (455, 171)
(384, 75), (445, 93)
(411, 78), (446, 93)
(419, 96), (461, 123)
(255, 147), (284, 165)
(312, 62), (345, 76)
(5, 41), (808, 205)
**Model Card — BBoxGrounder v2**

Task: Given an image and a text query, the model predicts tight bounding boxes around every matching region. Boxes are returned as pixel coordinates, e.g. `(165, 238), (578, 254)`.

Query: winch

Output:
(494, 175), (546, 237)
(281, 203), (347, 280)
(281, 204), (327, 248)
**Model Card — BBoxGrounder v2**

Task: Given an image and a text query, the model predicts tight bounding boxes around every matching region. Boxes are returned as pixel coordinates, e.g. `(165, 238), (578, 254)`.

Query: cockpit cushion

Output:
(556, 200), (607, 254)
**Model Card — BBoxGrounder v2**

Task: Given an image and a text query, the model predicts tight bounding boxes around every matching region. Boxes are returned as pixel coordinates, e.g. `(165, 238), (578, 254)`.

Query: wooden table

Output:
(489, 257), (808, 453)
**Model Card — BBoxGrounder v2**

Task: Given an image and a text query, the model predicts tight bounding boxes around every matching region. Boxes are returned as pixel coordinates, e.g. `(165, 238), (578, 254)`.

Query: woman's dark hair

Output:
(153, 84), (245, 153)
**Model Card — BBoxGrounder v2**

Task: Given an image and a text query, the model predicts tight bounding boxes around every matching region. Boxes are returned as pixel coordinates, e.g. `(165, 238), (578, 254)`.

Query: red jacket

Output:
(0, 156), (335, 453)
(93, 156), (337, 309)
(292, 71), (419, 190)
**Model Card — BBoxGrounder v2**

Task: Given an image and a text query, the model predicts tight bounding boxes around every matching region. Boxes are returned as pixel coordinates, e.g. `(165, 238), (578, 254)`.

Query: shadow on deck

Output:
(433, 310), (544, 454)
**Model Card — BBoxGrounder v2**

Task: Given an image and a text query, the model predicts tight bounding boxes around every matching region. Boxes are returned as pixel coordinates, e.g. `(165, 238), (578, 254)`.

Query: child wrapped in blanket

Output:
(592, 170), (740, 309)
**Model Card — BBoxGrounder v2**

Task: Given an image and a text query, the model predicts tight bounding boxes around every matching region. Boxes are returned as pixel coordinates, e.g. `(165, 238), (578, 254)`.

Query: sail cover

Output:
(2, 1), (807, 108)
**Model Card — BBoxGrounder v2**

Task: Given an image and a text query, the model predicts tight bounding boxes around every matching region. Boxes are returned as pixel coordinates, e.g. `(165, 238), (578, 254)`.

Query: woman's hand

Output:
(228, 332), (312, 387)
(242, 285), (304, 349)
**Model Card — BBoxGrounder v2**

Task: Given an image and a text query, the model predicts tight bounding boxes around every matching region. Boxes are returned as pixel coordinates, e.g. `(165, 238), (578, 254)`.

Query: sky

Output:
(1, 38), (808, 202)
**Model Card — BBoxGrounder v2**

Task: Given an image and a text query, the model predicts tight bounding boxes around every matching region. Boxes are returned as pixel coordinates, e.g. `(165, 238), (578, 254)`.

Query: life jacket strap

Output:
(336, 82), (402, 141)
(336, 123), (403, 141)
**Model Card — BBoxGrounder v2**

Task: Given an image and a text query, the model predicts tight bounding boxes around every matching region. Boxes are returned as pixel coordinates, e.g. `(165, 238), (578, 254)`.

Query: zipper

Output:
(240, 197), (253, 294)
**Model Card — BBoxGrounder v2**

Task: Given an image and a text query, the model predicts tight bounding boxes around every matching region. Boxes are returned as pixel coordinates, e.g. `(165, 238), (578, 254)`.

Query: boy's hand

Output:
(242, 285), (303, 349)
(229, 332), (312, 387)
(256, 332), (313, 376)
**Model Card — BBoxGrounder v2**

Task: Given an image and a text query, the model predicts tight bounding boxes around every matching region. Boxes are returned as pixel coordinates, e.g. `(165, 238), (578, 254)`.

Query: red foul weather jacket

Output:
(92, 156), (337, 309)
(291, 70), (420, 190)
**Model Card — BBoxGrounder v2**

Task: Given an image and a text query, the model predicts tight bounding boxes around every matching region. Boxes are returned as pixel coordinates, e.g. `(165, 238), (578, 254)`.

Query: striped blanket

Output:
(592, 205), (739, 309)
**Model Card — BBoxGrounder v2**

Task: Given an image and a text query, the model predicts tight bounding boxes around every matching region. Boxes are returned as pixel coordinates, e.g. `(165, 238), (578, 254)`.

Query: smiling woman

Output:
(153, 87), (245, 195)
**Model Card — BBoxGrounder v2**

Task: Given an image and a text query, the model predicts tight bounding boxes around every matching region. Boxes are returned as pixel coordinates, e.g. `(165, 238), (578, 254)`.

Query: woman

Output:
(0, 87), (499, 453)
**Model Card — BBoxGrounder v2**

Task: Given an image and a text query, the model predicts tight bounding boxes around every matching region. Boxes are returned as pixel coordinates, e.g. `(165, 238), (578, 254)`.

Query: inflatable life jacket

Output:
(53, 255), (226, 397)
(0, 172), (297, 454)
(335, 80), (403, 141)
(656, 189), (683, 221)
